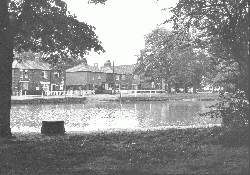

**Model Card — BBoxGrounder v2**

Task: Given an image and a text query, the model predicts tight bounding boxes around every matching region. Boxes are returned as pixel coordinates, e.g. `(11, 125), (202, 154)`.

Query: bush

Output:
(102, 90), (112, 94)
(94, 85), (105, 94)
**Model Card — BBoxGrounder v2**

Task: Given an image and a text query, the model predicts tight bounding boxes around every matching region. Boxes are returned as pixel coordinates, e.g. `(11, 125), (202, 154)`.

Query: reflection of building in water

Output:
(161, 103), (170, 121)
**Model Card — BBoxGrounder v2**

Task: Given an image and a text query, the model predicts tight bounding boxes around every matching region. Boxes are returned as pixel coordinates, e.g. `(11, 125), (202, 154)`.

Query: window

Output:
(41, 83), (49, 91)
(133, 74), (138, 80)
(122, 75), (125, 80)
(20, 70), (28, 79)
(105, 84), (108, 90)
(122, 85), (125, 89)
(116, 84), (120, 90)
(98, 74), (101, 80)
(54, 72), (60, 78)
(60, 84), (64, 90)
(92, 73), (95, 80)
(51, 84), (56, 91)
(24, 70), (28, 78)
(132, 84), (138, 90)
(22, 82), (28, 90)
(42, 71), (48, 79)
(116, 75), (119, 80)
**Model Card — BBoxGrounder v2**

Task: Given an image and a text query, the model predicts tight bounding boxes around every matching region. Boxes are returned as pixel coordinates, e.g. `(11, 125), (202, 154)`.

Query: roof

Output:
(66, 63), (102, 73)
(66, 63), (139, 74)
(12, 60), (50, 70)
(99, 66), (113, 73)
(114, 64), (137, 74)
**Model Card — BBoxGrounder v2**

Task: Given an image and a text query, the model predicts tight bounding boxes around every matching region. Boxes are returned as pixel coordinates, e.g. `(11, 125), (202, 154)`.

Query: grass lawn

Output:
(0, 126), (248, 174)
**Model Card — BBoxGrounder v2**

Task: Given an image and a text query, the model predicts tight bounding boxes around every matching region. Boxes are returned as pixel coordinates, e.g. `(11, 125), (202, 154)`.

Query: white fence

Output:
(16, 90), (95, 98)
(15, 89), (165, 98)
(45, 90), (95, 96)
(120, 90), (165, 97)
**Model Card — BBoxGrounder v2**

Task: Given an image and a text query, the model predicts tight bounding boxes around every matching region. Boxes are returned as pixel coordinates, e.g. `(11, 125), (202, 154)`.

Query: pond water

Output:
(10, 100), (221, 133)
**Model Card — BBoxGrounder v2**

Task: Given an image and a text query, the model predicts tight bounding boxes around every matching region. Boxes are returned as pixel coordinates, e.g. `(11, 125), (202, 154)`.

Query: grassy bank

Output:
(0, 126), (248, 174)
(11, 97), (87, 104)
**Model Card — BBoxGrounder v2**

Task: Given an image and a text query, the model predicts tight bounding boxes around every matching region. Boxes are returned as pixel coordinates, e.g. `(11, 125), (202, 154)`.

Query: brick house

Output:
(99, 60), (124, 90)
(100, 60), (140, 90)
(12, 60), (51, 95)
(50, 69), (65, 91)
(13, 51), (67, 94)
(66, 63), (106, 90)
(114, 64), (140, 90)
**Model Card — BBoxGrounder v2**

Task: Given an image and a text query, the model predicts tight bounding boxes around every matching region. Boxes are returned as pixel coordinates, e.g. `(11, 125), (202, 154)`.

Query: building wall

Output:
(121, 74), (140, 90)
(66, 71), (106, 87)
(50, 70), (65, 91)
(89, 72), (106, 86)
(66, 71), (88, 85)
(12, 68), (51, 94)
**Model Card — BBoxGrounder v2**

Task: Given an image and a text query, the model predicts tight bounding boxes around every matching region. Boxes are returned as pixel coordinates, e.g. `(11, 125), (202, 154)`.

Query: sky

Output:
(63, 0), (178, 67)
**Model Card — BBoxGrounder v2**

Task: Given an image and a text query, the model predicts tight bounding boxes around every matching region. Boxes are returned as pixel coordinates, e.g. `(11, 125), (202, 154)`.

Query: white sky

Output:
(63, 0), (178, 67)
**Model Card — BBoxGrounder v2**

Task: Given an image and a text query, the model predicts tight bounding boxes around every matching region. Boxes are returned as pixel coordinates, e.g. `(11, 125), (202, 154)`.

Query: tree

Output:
(165, 0), (249, 126)
(165, 0), (249, 99)
(135, 27), (213, 93)
(0, 0), (104, 137)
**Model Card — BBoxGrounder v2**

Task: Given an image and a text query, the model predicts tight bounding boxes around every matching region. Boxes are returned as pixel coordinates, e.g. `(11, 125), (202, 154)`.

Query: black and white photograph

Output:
(0, 0), (249, 174)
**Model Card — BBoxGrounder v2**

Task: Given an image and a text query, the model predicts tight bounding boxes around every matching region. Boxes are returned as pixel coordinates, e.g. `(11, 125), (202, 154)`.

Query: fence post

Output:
(150, 90), (152, 97)
(135, 90), (137, 97)
(42, 91), (43, 98)
(71, 90), (73, 97)
(24, 90), (26, 99)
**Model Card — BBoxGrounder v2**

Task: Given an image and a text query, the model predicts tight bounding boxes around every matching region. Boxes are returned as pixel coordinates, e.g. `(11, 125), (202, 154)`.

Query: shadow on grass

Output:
(0, 126), (248, 174)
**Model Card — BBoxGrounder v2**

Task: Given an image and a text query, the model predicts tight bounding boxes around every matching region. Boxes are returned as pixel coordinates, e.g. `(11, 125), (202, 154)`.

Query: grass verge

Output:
(0, 126), (248, 174)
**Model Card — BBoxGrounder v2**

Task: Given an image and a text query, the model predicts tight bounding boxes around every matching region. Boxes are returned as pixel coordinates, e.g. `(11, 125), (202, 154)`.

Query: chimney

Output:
(104, 60), (111, 68)
(82, 58), (87, 65)
(94, 63), (98, 67)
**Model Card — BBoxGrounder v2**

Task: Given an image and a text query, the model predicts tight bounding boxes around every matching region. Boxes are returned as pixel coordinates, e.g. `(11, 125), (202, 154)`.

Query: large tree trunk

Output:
(0, 1), (13, 137)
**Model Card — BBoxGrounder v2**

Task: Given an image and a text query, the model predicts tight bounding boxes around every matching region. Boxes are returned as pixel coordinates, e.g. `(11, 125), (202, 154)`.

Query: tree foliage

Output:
(0, 0), (105, 137)
(165, 0), (249, 97)
(135, 27), (214, 93)
(9, 0), (104, 65)
(165, 0), (249, 126)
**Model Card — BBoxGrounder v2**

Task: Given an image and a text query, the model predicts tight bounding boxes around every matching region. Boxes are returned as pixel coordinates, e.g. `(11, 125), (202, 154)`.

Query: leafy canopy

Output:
(9, 0), (105, 65)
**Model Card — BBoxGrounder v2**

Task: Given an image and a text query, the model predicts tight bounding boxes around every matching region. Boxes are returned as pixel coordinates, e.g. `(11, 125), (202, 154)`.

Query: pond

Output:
(10, 100), (222, 133)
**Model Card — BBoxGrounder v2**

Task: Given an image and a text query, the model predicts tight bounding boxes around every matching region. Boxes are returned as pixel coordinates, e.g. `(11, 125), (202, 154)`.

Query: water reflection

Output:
(11, 100), (221, 133)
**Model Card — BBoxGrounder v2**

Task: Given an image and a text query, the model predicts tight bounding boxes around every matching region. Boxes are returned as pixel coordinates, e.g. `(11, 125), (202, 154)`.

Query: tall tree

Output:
(135, 27), (213, 93)
(165, 0), (249, 100)
(0, 0), (104, 137)
(165, 0), (249, 126)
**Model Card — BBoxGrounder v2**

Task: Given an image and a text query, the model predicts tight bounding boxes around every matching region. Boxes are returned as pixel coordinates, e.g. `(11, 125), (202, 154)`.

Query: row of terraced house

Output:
(66, 60), (141, 92)
(11, 58), (160, 95)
